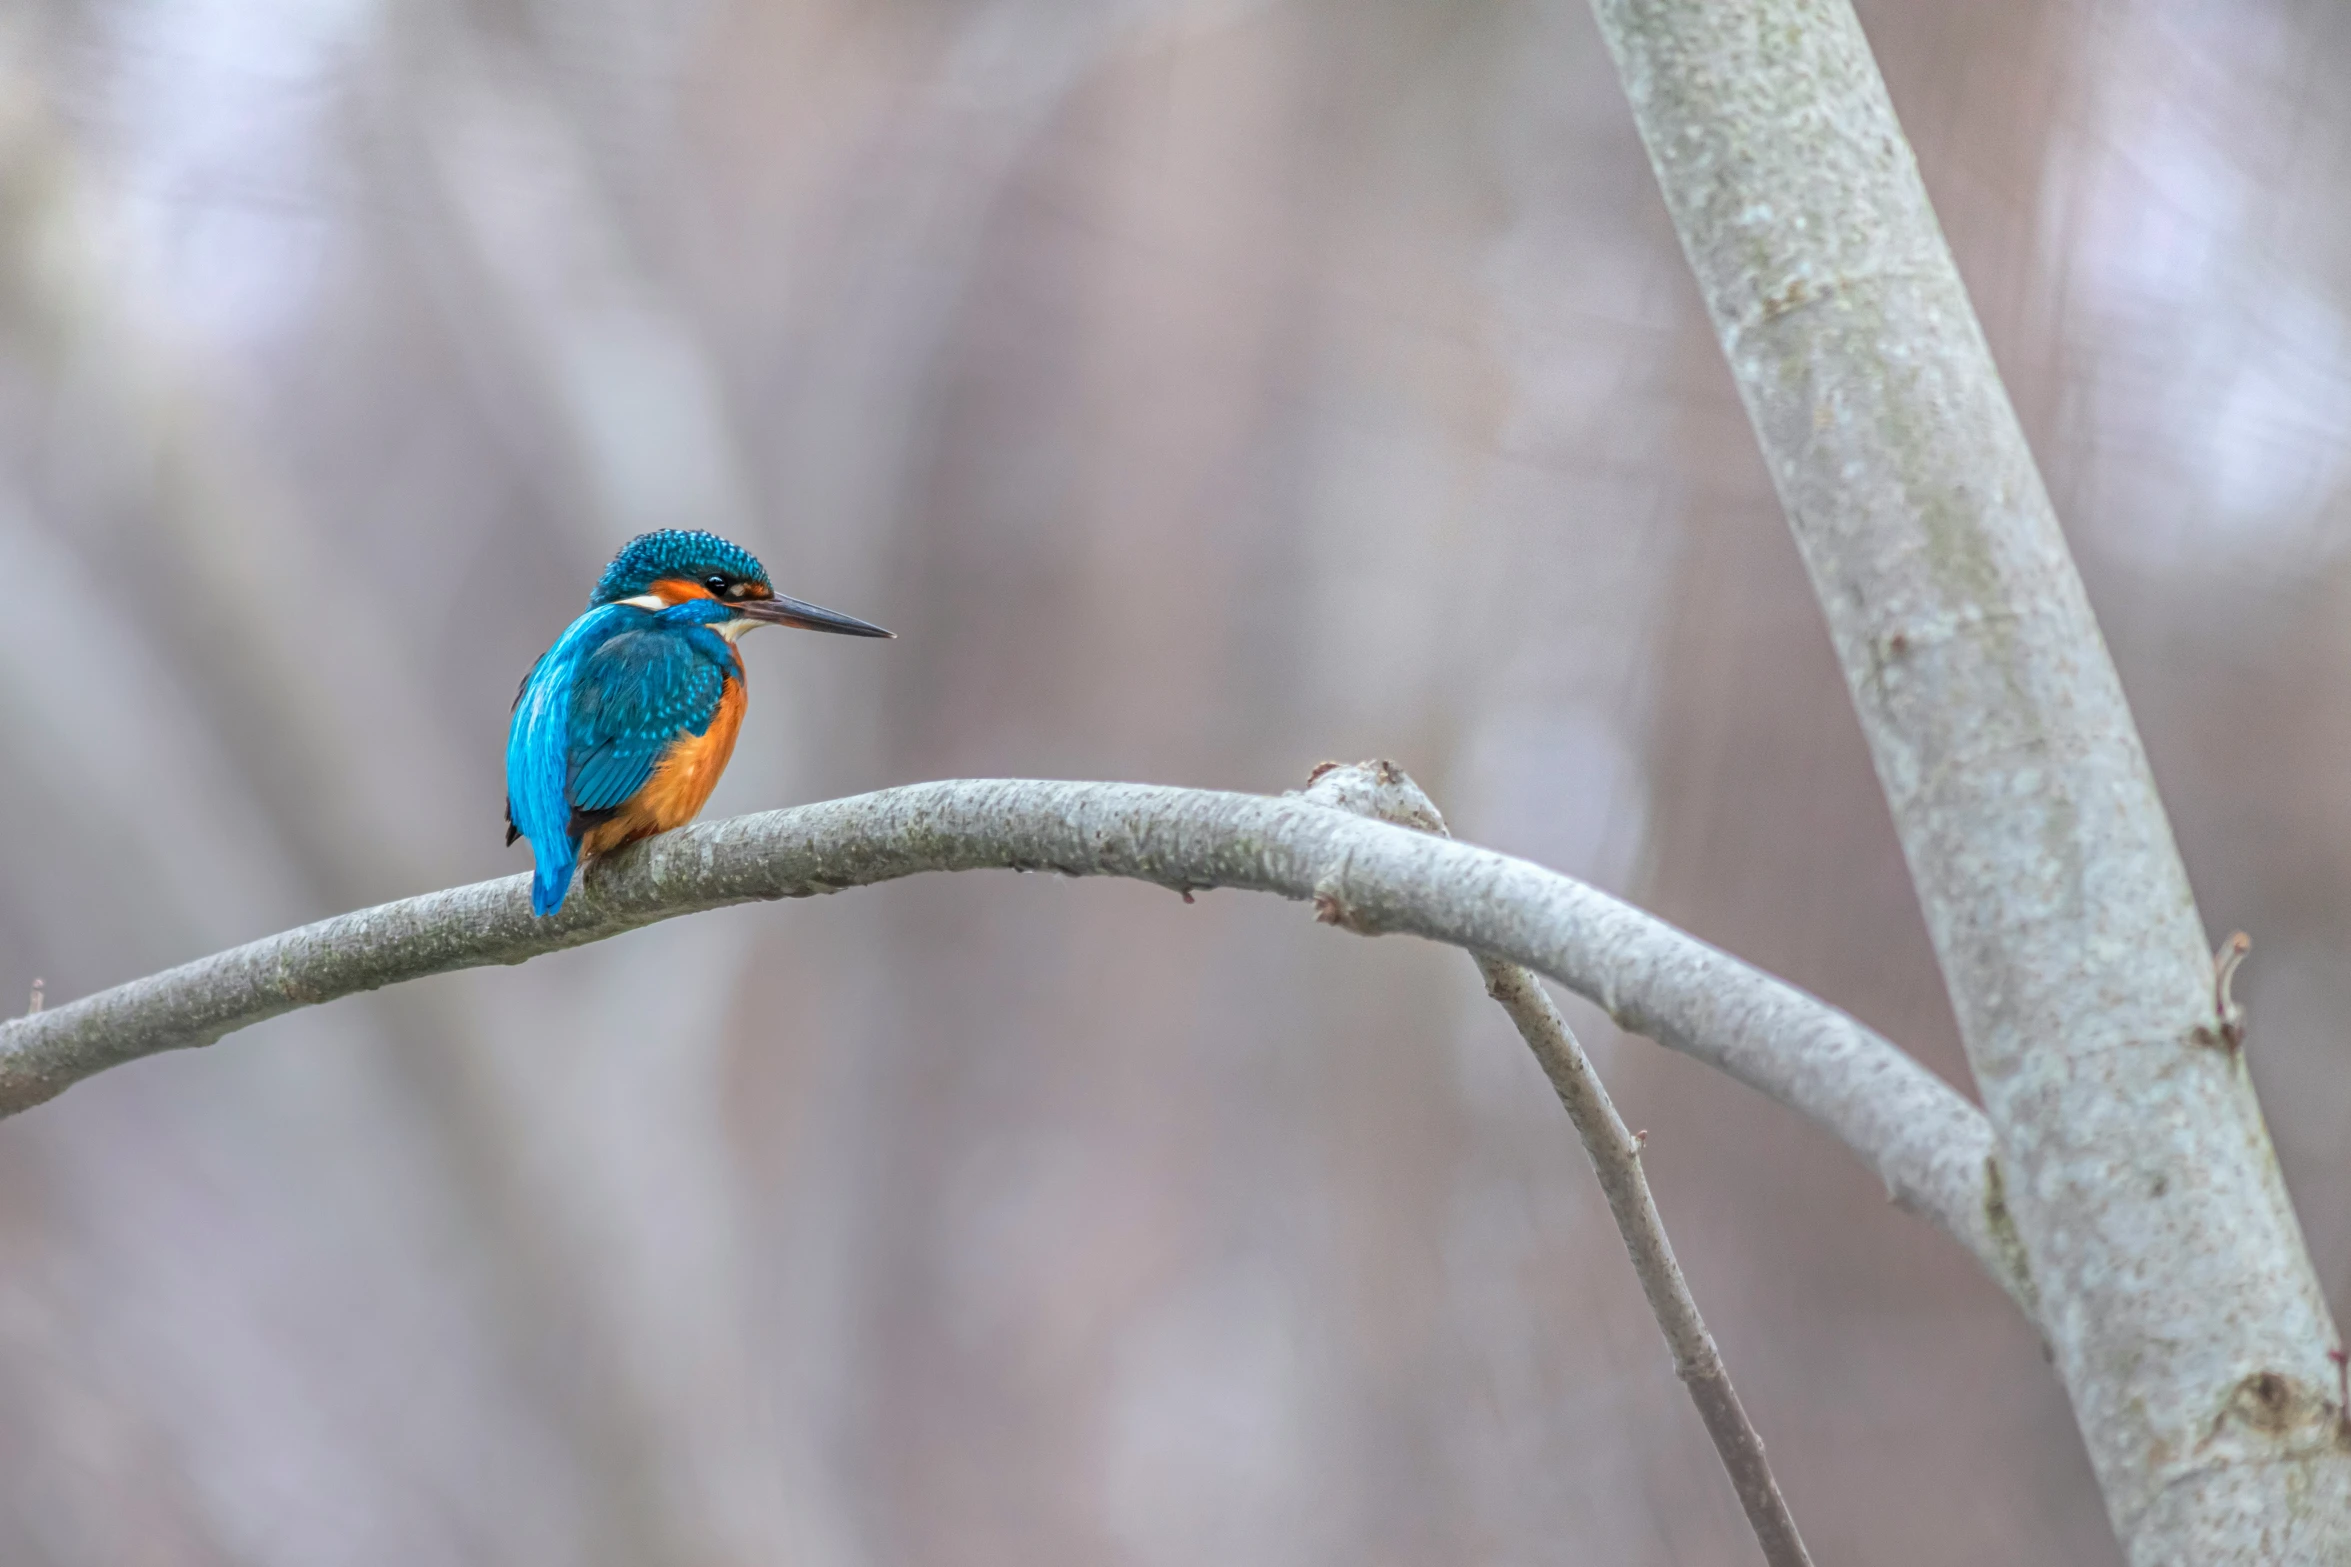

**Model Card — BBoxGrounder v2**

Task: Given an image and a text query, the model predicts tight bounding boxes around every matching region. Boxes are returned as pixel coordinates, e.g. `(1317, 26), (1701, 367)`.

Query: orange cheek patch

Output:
(647, 577), (721, 606)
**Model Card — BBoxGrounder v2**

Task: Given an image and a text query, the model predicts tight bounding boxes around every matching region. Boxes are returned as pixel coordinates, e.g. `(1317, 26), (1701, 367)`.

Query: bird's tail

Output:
(530, 837), (578, 917)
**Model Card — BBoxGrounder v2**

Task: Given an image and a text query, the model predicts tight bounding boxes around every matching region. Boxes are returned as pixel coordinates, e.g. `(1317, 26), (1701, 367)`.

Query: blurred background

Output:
(0, 0), (2342, 1561)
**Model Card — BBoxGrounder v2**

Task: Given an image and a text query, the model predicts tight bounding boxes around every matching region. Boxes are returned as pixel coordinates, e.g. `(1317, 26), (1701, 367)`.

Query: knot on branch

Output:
(2196, 1366), (2346, 1462)
(1298, 759), (1447, 837)
(1310, 882), (1376, 934)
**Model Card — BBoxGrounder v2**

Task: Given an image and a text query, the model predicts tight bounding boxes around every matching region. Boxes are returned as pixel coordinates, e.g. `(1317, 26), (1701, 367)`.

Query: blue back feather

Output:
(506, 597), (739, 915)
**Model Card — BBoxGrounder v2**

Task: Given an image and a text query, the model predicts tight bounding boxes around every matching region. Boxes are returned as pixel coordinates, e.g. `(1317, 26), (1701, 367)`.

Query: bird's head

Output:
(589, 529), (892, 641)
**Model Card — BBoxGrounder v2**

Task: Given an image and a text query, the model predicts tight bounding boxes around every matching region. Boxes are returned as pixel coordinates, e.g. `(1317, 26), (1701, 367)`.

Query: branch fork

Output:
(1302, 760), (1813, 1567)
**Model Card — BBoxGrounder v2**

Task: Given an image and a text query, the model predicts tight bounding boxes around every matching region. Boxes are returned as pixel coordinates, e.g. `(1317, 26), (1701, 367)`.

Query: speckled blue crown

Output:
(589, 530), (770, 606)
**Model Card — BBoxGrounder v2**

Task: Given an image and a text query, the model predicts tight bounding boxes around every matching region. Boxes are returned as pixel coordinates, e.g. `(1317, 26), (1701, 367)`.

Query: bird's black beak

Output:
(739, 593), (894, 638)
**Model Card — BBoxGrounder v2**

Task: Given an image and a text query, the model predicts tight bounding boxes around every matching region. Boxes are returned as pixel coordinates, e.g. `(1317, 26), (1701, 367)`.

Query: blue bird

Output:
(506, 530), (891, 916)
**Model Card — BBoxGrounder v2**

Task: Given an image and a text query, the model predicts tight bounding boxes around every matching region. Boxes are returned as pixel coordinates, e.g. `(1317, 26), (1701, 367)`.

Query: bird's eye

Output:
(705, 574), (728, 593)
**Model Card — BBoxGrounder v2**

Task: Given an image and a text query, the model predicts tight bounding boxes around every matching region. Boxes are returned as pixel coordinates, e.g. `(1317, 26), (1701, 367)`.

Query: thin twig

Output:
(2215, 932), (2249, 1050)
(1306, 761), (1813, 1567)
(0, 775), (2029, 1320)
(2192, 932), (2251, 1050)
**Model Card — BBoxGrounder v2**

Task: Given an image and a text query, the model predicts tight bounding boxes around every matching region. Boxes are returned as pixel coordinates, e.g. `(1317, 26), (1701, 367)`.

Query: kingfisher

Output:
(506, 529), (891, 916)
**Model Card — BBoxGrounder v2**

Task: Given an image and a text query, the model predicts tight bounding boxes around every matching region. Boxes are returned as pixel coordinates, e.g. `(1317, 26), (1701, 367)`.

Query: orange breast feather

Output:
(579, 675), (747, 856)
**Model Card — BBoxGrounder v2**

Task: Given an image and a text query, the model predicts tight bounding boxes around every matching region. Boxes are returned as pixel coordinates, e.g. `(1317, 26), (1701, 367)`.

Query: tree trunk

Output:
(1585, 2), (2351, 1560)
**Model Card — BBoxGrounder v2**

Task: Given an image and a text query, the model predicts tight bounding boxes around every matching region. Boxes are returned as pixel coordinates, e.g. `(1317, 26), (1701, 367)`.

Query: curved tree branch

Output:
(0, 776), (2029, 1316)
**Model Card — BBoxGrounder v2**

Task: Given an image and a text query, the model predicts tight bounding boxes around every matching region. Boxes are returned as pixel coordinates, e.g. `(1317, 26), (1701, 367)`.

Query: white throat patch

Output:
(612, 592), (758, 641)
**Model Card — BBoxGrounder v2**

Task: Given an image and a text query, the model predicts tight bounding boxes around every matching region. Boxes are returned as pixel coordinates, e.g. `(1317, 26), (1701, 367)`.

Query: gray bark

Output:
(0, 777), (2026, 1314)
(1586, 1), (2351, 1559)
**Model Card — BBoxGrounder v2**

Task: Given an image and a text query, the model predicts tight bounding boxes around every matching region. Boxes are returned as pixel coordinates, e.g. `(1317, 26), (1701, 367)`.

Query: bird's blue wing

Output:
(565, 627), (729, 817)
(507, 605), (634, 914)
